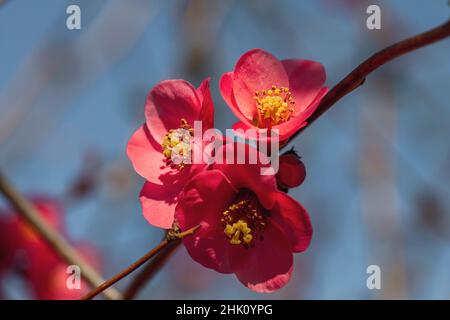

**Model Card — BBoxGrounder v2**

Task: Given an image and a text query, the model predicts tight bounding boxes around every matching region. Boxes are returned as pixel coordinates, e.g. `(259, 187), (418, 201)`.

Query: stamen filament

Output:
(254, 85), (295, 127)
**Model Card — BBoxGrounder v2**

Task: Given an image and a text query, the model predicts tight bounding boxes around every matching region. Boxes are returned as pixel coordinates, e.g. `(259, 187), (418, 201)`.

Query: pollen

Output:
(254, 86), (295, 127)
(161, 119), (193, 169)
(224, 220), (253, 245)
(222, 199), (266, 247)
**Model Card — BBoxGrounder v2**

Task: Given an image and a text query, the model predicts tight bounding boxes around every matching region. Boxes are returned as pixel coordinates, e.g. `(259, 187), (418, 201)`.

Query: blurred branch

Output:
(123, 235), (180, 299)
(81, 225), (200, 300)
(289, 19), (450, 143)
(0, 172), (121, 300)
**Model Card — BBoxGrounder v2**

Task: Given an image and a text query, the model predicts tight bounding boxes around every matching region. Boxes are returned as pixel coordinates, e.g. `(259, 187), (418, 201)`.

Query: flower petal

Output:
(219, 72), (253, 125)
(29, 243), (99, 300)
(127, 124), (198, 185)
(233, 49), (289, 121)
(196, 77), (215, 131)
(232, 121), (286, 144)
(176, 170), (238, 273)
(282, 59), (326, 114)
(138, 160), (206, 229)
(229, 222), (293, 292)
(213, 142), (278, 209)
(271, 86), (328, 141)
(145, 79), (201, 144)
(139, 181), (183, 229)
(270, 192), (313, 252)
(231, 85), (327, 142)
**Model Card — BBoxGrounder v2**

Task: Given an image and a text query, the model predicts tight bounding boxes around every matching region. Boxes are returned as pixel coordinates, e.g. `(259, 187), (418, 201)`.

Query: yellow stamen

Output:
(161, 119), (193, 169)
(254, 85), (295, 127)
(225, 220), (252, 245)
(221, 198), (265, 247)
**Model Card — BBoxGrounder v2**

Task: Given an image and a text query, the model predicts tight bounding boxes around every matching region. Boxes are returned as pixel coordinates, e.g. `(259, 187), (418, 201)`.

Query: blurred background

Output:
(0, 0), (449, 299)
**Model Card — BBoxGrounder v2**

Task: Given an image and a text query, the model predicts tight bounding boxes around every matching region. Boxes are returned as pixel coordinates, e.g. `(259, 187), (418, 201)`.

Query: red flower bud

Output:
(276, 154), (306, 189)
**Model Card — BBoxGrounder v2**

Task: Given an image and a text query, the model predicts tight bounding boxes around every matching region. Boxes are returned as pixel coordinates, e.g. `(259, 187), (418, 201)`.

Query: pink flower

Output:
(0, 197), (100, 300)
(127, 78), (214, 229)
(0, 196), (65, 272)
(175, 143), (313, 292)
(0, 219), (14, 275)
(28, 242), (100, 300)
(276, 153), (306, 189)
(220, 48), (328, 142)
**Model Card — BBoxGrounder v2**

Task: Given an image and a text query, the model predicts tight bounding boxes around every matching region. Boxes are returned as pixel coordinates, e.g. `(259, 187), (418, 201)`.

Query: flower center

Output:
(161, 119), (193, 169)
(254, 86), (295, 127)
(221, 192), (266, 247)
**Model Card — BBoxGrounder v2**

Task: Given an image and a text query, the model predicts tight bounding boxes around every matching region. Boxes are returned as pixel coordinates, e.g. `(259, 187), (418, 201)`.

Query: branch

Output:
(288, 19), (450, 143)
(81, 225), (200, 300)
(123, 239), (180, 300)
(0, 172), (121, 300)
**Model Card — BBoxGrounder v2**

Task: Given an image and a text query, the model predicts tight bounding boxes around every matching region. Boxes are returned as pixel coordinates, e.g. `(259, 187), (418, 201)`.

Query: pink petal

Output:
(298, 86), (329, 120)
(140, 181), (184, 229)
(282, 59), (326, 114)
(32, 263), (91, 300)
(145, 79), (201, 144)
(231, 85), (327, 142)
(127, 124), (190, 185)
(270, 192), (313, 252)
(139, 162), (205, 229)
(272, 86), (328, 141)
(233, 49), (289, 121)
(196, 77), (215, 131)
(212, 142), (278, 209)
(229, 222), (293, 292)
(182, 233), (234, 274)
(232, 121), (288, 144)
(31, 242), (99, 300)
(176, 170), (238, 273)
(219, 72), (253, 125)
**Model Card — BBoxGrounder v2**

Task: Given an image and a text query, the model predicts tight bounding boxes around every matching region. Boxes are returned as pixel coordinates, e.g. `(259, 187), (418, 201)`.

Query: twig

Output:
(123, 239), (180, 300)
(81, 225), (200, 300)
(288, 19), (450, 143)
(0, 172), (121, 300)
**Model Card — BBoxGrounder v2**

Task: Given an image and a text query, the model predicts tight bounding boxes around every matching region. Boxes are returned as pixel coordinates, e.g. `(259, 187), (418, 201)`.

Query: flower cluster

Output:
(0, 197), (100, 299)
(127, 49), (327, 292)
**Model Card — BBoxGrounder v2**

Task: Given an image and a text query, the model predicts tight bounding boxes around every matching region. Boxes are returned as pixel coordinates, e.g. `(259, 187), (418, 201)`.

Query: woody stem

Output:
(288, 19), (450, 143)
(81, 225), (200, 300)
(0, 172), (121, 300)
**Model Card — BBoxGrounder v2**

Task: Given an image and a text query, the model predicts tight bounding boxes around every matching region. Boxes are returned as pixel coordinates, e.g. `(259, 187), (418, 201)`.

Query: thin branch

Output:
(81, 225), (200, 300)
(123, 239), (180, 300)
(0, 172), (121, 300)
(288, 19), (450, 143)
